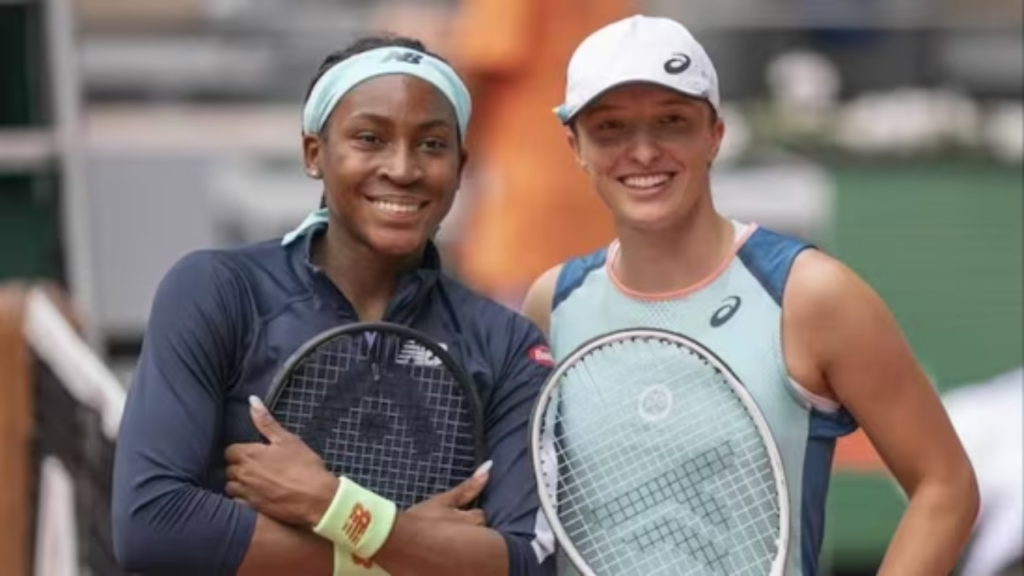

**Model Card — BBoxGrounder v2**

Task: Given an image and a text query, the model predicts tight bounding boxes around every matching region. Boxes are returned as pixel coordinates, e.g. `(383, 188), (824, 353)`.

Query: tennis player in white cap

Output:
(523, 15), (979, 576)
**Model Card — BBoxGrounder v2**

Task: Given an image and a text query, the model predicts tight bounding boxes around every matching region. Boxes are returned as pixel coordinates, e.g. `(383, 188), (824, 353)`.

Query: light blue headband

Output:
(284, 47), (472, 246)
(301, 46), (472, 142)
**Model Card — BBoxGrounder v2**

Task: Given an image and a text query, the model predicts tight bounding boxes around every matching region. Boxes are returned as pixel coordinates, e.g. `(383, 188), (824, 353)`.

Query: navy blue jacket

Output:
(111, 224), (556, 575)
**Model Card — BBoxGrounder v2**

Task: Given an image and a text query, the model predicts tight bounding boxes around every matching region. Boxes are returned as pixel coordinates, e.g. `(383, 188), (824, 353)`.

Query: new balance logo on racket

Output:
(396, 339), (447, 367)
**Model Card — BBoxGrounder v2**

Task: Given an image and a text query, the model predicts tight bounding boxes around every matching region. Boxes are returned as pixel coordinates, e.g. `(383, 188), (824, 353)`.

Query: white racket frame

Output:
(529, 328), (791, 576)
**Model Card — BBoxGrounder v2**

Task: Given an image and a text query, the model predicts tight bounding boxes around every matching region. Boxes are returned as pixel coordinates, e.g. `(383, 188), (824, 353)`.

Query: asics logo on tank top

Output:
(710, 296), (742, 328)
(663, 53), (692, 75)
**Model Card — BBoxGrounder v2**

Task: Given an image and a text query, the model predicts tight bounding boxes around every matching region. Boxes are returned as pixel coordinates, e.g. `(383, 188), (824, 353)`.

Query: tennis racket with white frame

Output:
(530, 328), (789, 576)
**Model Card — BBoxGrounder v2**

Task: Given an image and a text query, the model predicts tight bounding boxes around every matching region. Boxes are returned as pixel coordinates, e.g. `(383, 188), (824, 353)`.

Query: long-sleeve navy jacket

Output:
(111, 225), (557, 575)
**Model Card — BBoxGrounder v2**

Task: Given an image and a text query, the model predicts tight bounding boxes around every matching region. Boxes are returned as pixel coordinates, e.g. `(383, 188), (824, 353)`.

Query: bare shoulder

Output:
(785, 248), (887, 332)
(520, 264), (564, 339)
(783, 242), (940, 410)
(781, 248), (903, 398)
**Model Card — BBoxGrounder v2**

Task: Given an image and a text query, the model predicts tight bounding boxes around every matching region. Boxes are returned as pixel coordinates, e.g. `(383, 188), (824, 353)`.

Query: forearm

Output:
(879, 479), (979, 576)
(237, 513), (333, 576)
(373, 514), (508, 576)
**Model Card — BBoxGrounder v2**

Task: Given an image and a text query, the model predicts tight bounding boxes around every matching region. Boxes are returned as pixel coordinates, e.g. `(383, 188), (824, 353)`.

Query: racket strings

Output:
(639, 340), (781, 569)
(540, 336), (783, 575)
(551, 415), (778, 566)
(272, 332), (479, 510)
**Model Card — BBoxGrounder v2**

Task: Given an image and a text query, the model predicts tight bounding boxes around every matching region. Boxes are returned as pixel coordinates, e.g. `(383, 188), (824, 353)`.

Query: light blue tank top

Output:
(549, 223), (859, 576)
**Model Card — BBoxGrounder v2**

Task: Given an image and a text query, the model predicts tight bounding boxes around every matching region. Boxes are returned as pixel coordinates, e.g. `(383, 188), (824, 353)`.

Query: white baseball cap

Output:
(555, 15), (721, 124)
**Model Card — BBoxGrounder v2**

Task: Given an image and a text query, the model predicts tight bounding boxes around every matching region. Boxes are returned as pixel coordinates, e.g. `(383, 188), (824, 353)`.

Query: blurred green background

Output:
(821, 157), (1022, 571)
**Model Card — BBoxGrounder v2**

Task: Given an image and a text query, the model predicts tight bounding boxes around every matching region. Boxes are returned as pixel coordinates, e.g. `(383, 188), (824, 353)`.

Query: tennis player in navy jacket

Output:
(111, 34), (556, 576)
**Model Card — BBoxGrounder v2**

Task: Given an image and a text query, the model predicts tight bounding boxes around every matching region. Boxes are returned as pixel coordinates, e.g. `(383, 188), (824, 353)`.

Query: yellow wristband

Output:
(332, 544), (391, 576)
(314, 477), (397, 561)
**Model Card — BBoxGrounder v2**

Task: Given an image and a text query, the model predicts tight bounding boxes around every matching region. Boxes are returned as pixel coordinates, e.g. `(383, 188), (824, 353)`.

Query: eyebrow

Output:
(585, 96), (703, 116)
(347, 112), (454, 131)
(417, 118), (455, 131)
(658, 97), (702, 109)
(583, 102), (625, 116)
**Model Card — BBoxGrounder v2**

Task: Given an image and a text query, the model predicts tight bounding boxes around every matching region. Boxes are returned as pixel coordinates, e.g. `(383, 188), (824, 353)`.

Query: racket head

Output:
(265, 321), (487, 510)
(530, 328), (790, 576)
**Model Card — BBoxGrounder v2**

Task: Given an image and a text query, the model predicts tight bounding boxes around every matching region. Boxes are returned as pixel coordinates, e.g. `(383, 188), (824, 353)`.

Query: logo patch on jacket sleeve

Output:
(528, 345), (555, 367)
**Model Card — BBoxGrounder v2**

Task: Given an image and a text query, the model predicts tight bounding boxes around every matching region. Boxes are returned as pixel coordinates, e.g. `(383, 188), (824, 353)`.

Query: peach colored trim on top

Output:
(606, 223), (759, 302)
(605, 222), (850, 421)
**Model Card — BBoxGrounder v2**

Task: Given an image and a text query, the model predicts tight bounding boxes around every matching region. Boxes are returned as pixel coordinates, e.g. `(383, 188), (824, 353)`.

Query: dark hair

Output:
(308, 34), (452, 209)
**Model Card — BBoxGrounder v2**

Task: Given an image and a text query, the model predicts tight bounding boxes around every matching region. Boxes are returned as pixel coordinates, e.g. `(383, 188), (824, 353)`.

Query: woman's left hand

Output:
(225, 396), (339, 527)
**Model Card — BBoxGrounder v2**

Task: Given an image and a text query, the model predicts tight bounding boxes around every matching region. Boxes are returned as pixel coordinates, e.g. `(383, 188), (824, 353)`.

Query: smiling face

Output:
(568, 83), (724, 232)
(303, 74), (464, 257)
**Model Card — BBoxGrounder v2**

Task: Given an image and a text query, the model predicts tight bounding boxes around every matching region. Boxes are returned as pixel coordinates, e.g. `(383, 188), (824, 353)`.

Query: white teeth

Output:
(622, 174), (671, 189)
(372, 200), (421, 215)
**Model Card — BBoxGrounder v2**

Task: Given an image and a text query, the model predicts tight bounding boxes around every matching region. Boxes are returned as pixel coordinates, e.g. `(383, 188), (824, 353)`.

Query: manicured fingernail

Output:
(474, 460), (493, 478)
(249, 395), (266, 411)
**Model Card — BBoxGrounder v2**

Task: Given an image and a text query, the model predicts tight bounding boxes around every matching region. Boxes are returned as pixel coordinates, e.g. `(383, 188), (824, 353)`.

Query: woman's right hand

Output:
(405, 461), (493, 526)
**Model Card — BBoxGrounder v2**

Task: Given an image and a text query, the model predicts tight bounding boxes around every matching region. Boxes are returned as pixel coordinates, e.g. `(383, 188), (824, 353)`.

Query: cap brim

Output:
(556, 79), (713, 125)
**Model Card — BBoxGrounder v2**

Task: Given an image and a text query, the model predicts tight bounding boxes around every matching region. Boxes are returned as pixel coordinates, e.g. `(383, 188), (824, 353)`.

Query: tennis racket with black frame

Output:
(264, 321), (488, 511)
(530, 328), (790, 576)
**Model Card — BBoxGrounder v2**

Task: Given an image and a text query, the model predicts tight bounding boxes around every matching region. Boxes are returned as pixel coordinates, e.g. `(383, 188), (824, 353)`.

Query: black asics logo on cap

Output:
(664, 53), (692, 75)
